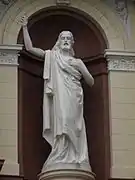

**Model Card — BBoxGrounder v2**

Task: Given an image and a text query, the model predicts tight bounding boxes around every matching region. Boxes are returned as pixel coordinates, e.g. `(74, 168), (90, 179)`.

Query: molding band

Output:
(0, 44), (23, 66)
(105, 49), (135, 72)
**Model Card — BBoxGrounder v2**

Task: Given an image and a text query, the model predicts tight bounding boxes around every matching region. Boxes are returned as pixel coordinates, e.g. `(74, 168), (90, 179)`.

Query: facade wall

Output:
(0, 65), (19, 175)
(0, 0), (135, 178)
(109, 71), (135, 177)
(0, 45), (22, 175)
(107, 3), (135, 178)
(125, 4), (135, 51)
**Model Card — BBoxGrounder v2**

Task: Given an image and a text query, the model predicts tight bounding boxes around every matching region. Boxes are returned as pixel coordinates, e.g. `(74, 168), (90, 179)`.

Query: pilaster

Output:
(105, 49), (135, 178)
(0, 44), (22, 175)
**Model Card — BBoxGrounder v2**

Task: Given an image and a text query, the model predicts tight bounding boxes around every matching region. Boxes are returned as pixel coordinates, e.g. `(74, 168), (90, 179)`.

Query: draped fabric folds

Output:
(42, 50), (90, 168)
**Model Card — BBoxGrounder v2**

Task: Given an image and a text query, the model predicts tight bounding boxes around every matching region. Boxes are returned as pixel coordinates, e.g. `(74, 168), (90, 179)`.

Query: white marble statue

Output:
(22, 17), (94, 172)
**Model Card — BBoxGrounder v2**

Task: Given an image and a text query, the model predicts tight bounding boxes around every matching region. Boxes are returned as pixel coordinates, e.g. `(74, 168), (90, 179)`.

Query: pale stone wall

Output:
(106, 3), (135, 176)
(0, 45), (22, 175)
(110, 71), (135, 178)
(0, 66), (19, 175)
(105, 50), (135, 178)
(124, 3), (135, 51)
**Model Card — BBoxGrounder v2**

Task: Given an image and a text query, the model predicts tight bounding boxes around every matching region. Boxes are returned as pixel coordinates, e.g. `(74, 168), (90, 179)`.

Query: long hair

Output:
(52, 31), (75, 57)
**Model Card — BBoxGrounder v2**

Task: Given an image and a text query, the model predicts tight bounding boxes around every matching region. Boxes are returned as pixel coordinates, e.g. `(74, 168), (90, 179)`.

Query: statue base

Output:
(38, 169), (95, 180)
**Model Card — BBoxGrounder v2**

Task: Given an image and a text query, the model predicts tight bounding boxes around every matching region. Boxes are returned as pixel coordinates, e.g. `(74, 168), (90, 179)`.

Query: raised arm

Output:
(22, 16), (45, 59)
(78, 60), (94, 87)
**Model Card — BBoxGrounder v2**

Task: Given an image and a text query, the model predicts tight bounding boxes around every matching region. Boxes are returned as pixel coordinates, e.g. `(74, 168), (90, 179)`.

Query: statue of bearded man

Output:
(22, 17), (94, 172)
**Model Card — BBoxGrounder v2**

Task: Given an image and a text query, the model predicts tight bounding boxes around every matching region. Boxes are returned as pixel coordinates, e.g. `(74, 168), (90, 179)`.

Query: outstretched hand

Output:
(21, 15), (28, 27)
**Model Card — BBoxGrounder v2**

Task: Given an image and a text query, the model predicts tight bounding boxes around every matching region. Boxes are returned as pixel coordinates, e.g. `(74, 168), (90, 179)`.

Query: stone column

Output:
(105, 49), (135, 178)
(0, 44), (22, 175)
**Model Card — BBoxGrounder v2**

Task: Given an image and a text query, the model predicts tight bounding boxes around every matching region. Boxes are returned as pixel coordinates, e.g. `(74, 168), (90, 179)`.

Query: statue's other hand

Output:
(69, 58), (80, 69)
(21, 15), (28, 27)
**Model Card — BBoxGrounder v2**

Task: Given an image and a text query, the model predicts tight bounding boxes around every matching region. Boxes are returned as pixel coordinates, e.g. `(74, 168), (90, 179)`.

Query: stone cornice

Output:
(0, 44), (23, 66)
(105, 49), (135, 72)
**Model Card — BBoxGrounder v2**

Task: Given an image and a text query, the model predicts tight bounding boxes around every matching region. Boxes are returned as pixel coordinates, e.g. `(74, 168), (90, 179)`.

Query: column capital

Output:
(104, 49), (135, 72)
(0, 44), (23, 66)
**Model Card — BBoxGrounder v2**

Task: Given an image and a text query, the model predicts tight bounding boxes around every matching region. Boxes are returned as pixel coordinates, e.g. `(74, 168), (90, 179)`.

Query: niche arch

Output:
(18, 6), (110, 180)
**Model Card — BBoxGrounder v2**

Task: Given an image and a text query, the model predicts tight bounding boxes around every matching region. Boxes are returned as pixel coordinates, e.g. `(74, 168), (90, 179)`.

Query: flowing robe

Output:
(42, 49), (91, 170)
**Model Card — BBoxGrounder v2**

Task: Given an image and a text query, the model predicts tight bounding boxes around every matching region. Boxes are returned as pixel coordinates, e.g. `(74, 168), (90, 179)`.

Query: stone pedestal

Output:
(38, 169), (95, 180)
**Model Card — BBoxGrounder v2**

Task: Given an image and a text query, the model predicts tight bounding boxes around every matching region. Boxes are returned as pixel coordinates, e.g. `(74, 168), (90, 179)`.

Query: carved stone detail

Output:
(105, 50), (135, 71)
(114, 0), (128, 22)
(0, 0), (11, 5)
(107, 57), (135, 71)
(0, 45), (22, 66)
(0, 52), (18, 65)
(56, 0), (71, 5)
(106, 0), (130, 37)
(0, 0), (15, 21)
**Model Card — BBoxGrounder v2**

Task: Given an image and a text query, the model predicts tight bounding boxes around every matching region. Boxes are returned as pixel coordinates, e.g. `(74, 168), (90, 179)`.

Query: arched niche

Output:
(17, 7), (110, 180)
(18, 7), (107, 58)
